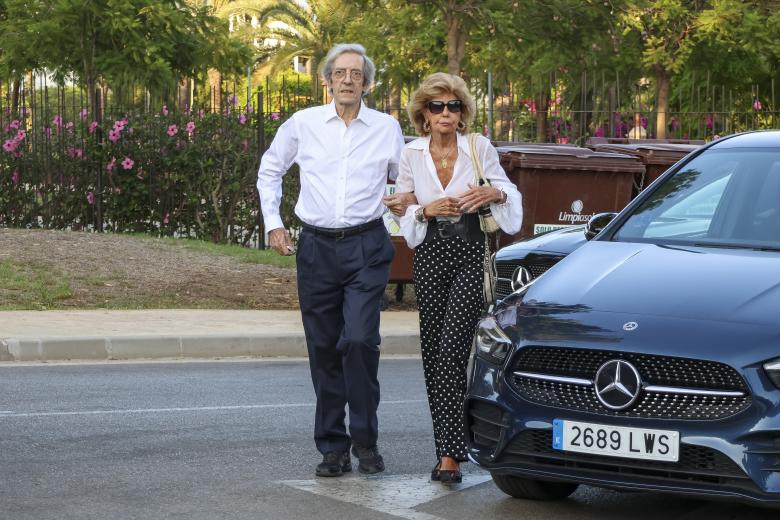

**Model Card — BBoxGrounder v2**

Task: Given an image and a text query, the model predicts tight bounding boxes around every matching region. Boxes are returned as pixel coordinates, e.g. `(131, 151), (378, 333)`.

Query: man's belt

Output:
(302, 218), (384, 239)
(424, 213), (484, 244)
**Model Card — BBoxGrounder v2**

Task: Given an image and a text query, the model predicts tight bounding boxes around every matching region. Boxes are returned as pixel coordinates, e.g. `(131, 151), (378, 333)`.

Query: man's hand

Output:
(269, 228), (295, 256)
(458, 184), (503, 213)
(383, 192), (418, 216)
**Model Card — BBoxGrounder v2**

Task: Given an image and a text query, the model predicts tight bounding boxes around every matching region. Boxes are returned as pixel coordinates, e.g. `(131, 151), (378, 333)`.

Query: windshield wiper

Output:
(693, 242), (780, 252)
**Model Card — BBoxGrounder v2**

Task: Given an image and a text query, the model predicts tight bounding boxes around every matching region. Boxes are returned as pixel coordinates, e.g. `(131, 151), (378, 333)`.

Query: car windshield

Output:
(614, 147), (780, 250)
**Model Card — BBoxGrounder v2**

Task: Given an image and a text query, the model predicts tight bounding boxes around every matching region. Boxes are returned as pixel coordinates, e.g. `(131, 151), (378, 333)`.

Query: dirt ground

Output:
(0, 228), (417, 311)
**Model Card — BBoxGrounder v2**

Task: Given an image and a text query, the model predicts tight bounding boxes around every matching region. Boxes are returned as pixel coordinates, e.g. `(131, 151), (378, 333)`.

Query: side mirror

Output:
(585, 212), (617, 240)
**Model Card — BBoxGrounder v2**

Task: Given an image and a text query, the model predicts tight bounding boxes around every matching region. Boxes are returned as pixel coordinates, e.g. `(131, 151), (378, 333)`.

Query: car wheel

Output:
(491, 473), (579, 500)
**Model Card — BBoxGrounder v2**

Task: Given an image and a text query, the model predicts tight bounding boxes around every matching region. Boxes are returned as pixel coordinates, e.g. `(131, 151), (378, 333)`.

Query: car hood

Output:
(496, 225), (586, 260)
(523, 241), (780, 326)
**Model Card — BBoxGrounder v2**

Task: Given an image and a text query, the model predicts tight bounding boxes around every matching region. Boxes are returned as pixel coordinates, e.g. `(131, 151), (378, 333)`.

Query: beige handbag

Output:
(468, 133), (500, 307)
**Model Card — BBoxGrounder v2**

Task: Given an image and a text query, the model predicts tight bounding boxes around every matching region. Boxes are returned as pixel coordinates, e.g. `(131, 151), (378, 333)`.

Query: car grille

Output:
(501, 430), (748, 483)
(511, 347), (751, 420)
(495, 261), (550, 300)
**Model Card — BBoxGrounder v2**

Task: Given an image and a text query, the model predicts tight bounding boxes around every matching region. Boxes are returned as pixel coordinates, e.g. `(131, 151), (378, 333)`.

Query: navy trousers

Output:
(296, 224), (394, 454)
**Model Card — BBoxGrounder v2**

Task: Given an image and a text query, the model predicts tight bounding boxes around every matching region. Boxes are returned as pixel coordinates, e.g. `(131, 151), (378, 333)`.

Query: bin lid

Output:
(590, 143), (700, 165)
(497, 144), (645, 173)
(586, 137), (705, 146)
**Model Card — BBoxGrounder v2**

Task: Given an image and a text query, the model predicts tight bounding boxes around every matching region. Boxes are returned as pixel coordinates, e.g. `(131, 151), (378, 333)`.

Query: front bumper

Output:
(466, 355), (780, 508)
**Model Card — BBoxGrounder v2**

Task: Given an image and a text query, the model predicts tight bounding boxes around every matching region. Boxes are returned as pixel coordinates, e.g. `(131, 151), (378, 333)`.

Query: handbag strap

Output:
(468, 133), (490, 188)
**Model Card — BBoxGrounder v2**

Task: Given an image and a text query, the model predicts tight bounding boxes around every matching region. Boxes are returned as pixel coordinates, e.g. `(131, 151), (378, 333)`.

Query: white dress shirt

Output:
(257, 101), (404, 230)
(397, 133), (523, 248)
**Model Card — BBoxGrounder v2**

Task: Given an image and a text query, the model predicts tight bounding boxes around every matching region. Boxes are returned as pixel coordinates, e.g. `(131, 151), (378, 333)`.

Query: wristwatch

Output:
(414, 206), (428, 223)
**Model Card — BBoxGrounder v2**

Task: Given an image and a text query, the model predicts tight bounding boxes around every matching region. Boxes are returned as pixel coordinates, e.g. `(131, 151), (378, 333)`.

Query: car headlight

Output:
(764, 358), (780, 388)
(475, 317), (512, 362)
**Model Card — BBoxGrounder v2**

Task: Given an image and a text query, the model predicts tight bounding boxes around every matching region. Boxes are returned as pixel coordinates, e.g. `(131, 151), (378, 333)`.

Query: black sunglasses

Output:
(427, 100), (463, 114)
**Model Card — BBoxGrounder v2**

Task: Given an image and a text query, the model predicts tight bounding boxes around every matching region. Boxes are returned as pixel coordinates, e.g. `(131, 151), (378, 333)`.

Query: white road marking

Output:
(0, 399), (426, 419)
(281, 473), (491, 520)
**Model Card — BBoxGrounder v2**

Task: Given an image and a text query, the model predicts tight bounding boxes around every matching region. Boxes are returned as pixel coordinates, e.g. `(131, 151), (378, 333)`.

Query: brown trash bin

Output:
(586, 142), (701, 195)
(384, 181), (415, 286)
(496, 145), (645, 245)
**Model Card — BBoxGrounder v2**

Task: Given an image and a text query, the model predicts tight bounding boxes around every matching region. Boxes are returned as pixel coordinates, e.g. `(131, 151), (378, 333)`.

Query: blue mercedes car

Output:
(466, 131), (780, 507)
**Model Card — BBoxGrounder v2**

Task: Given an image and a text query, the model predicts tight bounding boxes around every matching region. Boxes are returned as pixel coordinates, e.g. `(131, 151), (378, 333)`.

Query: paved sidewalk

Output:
(0, 310), (420, 362)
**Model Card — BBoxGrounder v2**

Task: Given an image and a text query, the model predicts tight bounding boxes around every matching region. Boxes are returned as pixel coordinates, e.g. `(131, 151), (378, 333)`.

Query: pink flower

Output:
(11, 171), (19, 185)
(89, 121), (98, 134)
(594, 127), (605, 137)
(167, 124), (178, 136)
(753, 98), (762, 111)
(16, 130), (25, 141)
(113, 120), (125, 132)
(79, 108), (89, 120)
(122, 157), (134, 170)
(198, 109), (205, 119)
(2, 139), (15, 152)
(161, 105), (169, 116)
(246, 104), (254, 114)
(163, 212), (170, 224)
(68, 147), (84, 159)
(238, 114), (247, 125)
(52, 115), (63, 127)
(87, 192), (95, 205)
(106, 157), (116, 172)
(270, 112), (280, 121)
(186, 121), (196, 133)
(65, 122), (75, 131)
(108, 130), (120, 143)
(9, 120), (20, 130)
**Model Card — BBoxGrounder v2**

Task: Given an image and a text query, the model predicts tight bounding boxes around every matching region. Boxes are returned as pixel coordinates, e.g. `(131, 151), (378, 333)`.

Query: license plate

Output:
(553, 419), (679, 462)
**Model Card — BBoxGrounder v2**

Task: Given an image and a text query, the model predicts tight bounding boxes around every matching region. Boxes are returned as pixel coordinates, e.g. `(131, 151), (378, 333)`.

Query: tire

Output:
(490, 473), (579, 500)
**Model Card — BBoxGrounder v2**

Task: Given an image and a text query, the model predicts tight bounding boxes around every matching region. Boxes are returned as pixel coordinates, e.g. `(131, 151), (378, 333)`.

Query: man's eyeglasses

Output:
(427, 100), (463, 114)
(332, 69), (364, 82)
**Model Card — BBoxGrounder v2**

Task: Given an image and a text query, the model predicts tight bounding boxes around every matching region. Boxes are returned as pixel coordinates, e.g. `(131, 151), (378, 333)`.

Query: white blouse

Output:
(396, 133), (523, 248)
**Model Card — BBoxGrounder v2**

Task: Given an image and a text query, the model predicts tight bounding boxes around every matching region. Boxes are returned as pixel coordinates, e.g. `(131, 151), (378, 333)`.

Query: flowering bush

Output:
(0, 103), (277, 244)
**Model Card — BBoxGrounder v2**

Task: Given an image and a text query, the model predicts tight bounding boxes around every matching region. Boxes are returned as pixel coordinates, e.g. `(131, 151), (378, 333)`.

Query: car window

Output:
(615, 148), (780, 249)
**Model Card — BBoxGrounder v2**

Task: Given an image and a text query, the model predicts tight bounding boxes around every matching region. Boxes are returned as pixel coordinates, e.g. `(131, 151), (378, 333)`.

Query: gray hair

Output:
(321, 43), (376, 95)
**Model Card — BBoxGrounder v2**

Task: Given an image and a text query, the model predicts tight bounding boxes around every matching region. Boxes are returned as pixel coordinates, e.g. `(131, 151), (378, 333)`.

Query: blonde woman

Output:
(386, 73), (522, 484)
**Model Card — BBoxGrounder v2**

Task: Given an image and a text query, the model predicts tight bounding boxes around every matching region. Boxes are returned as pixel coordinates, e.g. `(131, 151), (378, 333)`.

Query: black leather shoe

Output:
(430, 462), (441, 482)
(315, 451), (351, 477)
(439, 468), (462, 485)
(351, 444), (385, 474)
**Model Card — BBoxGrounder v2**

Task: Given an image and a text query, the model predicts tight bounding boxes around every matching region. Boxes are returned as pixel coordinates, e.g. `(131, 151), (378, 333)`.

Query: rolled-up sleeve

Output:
(257, 116), (298, 232)
(396, 148), (429, 248)
(480, 137), (523, 235)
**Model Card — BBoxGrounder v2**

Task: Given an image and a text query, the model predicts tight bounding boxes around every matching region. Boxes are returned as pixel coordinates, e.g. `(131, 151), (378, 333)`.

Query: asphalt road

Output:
(0, 359), (775, 520)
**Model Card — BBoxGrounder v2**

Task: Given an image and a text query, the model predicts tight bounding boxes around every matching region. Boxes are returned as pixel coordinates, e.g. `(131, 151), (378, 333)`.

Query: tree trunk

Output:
(655, 66), (671, 139)
(310, 57), (320, 103)
(207, 68), (222, 113)
(535, 90), (550, 142)
(389, 81), (402, 121)
(446, 10), (466, 75)
(177, 77), (190, 112)
(11, 78), (21, 115)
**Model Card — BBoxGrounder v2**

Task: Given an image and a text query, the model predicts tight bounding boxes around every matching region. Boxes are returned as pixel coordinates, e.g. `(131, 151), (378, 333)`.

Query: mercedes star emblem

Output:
(594, 359), (642, 410)
(623, 321), (639, 331)
(511, 266), (533, 291)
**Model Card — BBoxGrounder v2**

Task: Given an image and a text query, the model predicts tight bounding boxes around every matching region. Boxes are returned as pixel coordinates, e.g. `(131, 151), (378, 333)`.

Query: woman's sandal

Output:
(438, 468), (463, 485)
(430, 462), (441, 481)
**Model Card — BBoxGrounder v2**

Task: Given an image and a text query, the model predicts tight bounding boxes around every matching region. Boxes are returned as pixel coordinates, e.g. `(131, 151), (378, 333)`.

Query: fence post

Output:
(95, 87), (104, 232)
(257, 91), (265, 249)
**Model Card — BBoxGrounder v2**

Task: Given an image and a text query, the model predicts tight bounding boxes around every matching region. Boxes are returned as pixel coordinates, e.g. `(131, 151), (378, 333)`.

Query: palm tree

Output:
(232, 0), (353, 100)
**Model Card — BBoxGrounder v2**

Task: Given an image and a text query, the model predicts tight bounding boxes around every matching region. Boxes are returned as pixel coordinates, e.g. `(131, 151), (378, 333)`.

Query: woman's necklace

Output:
(434, 144), (456, 169)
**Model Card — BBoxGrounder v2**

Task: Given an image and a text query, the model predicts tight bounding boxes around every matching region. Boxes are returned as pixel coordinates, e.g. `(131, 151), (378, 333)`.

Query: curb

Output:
(0, 333), (421, 362)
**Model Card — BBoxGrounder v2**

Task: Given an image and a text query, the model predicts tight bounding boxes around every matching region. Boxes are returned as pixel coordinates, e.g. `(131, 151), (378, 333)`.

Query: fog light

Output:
(764, 358), (780, 388)
(475, 317), (512, 362)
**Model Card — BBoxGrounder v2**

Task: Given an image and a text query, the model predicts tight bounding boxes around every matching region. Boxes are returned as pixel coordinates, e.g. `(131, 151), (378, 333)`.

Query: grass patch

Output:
(127, 234), (296, 268)
(0, 260), (72, 310)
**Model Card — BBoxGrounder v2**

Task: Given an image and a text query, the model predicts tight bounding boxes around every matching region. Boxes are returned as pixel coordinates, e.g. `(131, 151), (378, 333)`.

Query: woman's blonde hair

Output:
(407, 72), (476, 136)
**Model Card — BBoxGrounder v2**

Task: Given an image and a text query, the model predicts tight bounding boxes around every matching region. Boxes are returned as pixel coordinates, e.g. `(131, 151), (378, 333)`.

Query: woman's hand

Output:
(458, 184), (503, 213)
(423, 196), (463, 218)
(383, 192), (418, 216)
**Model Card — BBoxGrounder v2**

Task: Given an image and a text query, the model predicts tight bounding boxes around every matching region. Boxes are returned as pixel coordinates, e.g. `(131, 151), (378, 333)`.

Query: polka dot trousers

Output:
(413, 234), (484, 462)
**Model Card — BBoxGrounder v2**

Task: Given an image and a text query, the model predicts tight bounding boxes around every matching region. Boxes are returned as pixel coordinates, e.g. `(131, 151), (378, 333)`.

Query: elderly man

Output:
(257, 43), (405, 477)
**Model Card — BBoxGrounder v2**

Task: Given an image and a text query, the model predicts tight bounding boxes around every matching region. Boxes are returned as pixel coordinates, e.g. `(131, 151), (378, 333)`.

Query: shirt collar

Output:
(324, 101), (373, 126)
(408, 133), (472, 157)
